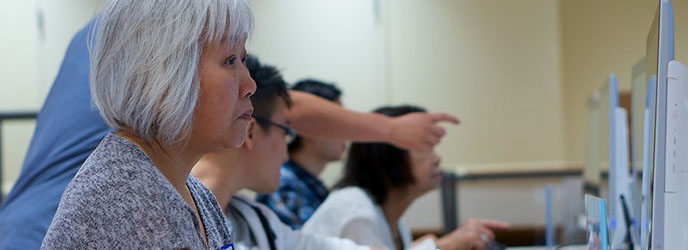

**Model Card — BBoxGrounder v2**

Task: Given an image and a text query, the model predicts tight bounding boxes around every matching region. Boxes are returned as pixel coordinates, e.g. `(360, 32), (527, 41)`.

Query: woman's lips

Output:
(431, 168), (442, 178)
(238, 110), (253, 120)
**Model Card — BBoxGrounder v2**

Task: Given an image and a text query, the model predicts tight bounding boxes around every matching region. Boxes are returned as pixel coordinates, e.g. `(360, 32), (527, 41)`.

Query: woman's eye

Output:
(241, 56), (248, 64)
(225, 57), (236, 66)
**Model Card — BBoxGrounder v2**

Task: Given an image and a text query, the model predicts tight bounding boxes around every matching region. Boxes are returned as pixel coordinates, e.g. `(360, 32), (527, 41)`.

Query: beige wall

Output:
(560, 0), (658, 164)
(1, 0), (41, 112)
(0, 0), (102, 110)
(246, 0), (391, 189)
(247, 0), (388, 113)
(387, 0), (567, 171)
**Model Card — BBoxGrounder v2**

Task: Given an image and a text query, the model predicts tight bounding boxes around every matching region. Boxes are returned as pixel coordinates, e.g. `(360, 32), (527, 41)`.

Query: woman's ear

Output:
(243, 119), (255, 150)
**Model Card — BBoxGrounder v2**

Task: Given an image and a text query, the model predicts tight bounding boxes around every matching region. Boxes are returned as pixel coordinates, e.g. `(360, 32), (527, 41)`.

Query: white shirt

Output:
(302, 187), (437, 250)
(226, 195), (371, 250)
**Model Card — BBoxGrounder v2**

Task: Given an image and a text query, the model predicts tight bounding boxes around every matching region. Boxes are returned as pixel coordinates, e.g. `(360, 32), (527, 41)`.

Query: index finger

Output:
(429, 113), (460, 124)
(475, 219), (510, 230)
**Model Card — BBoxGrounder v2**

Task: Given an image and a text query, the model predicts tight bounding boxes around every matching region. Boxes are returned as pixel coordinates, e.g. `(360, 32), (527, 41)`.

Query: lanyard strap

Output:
(235, 198), (277, 250)
(250, 205), (277, 250)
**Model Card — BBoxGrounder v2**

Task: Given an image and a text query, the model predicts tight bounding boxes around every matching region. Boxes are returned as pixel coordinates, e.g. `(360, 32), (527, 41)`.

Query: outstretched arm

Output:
(287, 91), (460, 151)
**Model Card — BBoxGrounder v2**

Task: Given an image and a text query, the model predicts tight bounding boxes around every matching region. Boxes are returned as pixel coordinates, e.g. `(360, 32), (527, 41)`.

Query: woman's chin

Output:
(214, 136), (243, 150)
(224, 125), (250, 148)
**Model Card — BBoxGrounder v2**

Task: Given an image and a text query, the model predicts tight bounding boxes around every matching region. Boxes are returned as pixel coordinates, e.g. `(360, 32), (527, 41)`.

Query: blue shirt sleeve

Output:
(0, 20), (112, 250)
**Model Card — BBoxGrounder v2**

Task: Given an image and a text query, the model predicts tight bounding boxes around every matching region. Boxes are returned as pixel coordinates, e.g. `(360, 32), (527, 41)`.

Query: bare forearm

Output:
(288, 91), (392, 142)
(287, 90), (459, 150)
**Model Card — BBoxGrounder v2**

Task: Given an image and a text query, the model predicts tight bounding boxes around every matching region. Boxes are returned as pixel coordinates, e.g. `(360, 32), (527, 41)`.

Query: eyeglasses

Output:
(253, 116), (296, 143)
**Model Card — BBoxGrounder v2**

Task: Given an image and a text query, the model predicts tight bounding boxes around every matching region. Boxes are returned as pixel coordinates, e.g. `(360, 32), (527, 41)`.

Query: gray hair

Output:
(89, 0), (254, 144)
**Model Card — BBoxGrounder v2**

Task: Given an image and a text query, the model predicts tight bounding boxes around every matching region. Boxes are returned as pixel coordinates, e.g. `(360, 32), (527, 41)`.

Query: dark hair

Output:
(287, 79), (342, 153)
(334, 105), (427, 205)
(292, 79), (341, 101)
(246, 55), (292, 131)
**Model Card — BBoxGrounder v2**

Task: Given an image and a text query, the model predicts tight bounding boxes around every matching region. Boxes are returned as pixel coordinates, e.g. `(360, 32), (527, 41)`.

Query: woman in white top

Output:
(303, 105), (510, 250)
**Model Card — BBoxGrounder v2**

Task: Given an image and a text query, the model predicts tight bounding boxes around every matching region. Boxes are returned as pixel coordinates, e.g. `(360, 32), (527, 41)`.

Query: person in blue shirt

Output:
(0, 21), (113, 250)
(256, 79), (347, 229)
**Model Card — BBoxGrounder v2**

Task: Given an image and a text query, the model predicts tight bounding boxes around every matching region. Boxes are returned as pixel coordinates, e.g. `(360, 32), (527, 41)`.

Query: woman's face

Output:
(407, 149), (442, 196)
(191, 40), (256, 152)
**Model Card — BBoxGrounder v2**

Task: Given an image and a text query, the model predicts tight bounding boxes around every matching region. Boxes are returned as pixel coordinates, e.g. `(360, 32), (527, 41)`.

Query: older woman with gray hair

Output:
(41, 0), (255, 249)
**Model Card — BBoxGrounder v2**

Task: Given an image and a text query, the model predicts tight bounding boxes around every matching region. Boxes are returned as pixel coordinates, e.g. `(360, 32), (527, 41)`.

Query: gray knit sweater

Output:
(41, 133), (233, 249)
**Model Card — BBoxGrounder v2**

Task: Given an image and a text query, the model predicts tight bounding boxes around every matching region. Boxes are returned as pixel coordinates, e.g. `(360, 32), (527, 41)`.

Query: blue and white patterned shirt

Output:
(256, 160), (329, 229)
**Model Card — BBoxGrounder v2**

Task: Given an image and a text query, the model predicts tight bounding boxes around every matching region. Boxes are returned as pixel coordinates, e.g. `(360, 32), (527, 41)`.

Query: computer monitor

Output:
(632, 57), (653, 250)
(610, 109), (633, 249)
(583, 81), (612, 197)
(583, 73), (625, 188)
(583, 75), (632, 247)
(660, 59), (688, 249)
(602, 75), (634, 249)
(642, 0), (675, 249)
(630, 57), (648, 247)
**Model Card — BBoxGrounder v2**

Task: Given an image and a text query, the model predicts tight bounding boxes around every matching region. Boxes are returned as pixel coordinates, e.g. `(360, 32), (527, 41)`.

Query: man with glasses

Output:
(257, 79), (347, 229)
(253, 116), (296, 143)
(192, 56), (382, 250)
